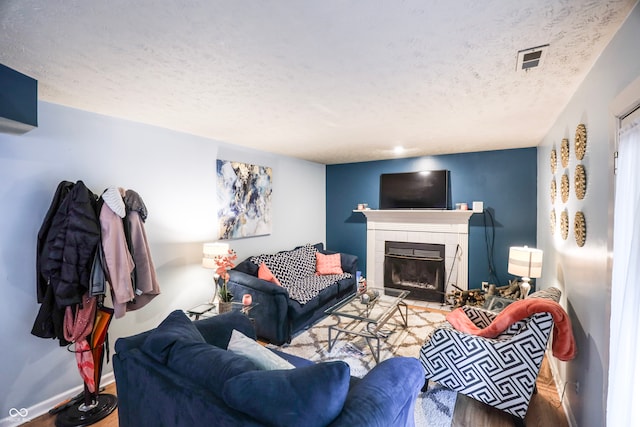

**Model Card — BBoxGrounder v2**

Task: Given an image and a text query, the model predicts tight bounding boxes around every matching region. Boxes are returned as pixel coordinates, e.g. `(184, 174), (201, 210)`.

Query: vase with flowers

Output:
(214, 249), (237, 313)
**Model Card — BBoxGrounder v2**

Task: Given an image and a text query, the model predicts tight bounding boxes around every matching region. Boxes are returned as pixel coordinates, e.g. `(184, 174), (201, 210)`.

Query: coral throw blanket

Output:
(446, 299), (577, 361)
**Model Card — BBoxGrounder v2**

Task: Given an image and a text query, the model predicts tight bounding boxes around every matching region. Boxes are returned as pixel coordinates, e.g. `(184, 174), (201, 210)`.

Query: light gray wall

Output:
(0, 101), (326, 420)
(536, 4), (640, 426)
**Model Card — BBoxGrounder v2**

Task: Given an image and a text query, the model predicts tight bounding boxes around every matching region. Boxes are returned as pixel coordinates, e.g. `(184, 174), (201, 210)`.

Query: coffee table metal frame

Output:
(324, 288), (409, 363)
(186, 302), (258, 320)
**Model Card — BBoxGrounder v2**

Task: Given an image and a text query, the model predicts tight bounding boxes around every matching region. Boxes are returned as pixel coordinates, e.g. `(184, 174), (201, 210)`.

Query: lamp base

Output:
(519, 280), (531, 299)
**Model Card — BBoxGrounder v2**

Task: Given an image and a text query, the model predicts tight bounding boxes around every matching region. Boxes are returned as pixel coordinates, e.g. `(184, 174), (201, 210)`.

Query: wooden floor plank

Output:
(21, 383), (118, 427)
(452, 357), (569, 427)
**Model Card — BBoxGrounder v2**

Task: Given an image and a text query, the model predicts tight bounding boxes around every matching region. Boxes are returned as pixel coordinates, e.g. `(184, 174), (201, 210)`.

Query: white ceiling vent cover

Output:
(516, 44), (549, 72)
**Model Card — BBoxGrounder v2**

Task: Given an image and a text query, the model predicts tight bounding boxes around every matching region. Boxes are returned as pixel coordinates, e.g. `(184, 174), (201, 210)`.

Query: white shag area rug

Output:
(269, 306), (456, 427)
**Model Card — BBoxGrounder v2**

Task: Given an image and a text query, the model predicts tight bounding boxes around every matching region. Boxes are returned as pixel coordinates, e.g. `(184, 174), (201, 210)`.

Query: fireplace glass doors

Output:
(383, 241), (445, 302)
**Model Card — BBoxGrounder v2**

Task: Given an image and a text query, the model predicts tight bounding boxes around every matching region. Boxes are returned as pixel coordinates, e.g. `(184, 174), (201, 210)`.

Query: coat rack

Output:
(33, 181), (160, 426)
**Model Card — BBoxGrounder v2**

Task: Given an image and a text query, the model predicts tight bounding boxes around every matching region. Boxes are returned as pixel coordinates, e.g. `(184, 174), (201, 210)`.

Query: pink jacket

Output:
(100, 203), (135, 318)
(100, 191), (160, 318)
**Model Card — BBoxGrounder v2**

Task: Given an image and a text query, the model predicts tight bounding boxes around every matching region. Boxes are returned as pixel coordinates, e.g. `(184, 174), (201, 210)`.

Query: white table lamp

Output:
(202, 242), (230, 302)
(507, 246), (543, 298)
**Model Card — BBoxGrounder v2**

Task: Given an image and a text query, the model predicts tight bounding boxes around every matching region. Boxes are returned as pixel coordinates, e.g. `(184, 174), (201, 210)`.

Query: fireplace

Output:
(384, 241), (445, 302)
(358, 209), (473, 298)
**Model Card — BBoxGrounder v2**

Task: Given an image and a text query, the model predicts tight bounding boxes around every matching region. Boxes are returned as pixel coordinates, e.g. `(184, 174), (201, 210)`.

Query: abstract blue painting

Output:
(217, 159), (272, 239)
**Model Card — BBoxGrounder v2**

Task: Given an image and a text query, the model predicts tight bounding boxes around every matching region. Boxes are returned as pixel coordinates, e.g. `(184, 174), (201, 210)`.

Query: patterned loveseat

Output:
(227, 243), (358, 345)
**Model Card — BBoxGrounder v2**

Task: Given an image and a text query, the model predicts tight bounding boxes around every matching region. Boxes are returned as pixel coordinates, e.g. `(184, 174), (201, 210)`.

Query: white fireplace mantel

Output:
(356, 209), (474, 295)
(356, 209), (473, 225)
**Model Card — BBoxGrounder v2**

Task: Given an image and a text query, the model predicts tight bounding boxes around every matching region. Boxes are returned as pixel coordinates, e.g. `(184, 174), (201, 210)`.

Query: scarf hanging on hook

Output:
(63, 293), (97, 393)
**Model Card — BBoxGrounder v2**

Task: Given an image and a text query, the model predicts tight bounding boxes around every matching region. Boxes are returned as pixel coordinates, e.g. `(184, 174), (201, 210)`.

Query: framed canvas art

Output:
(217, 159), (272, 239)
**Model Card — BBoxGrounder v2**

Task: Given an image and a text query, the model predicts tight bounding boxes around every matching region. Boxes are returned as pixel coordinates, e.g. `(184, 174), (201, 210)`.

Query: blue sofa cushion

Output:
(222, 361), (351, 427)
(329, 357), (423, 427)
(234, 257), (259, 276)
(270, 348), (316, 368)
(168, 339), (258, 399)
(141, 310), (205, 363)
(195, 310), (257, 348)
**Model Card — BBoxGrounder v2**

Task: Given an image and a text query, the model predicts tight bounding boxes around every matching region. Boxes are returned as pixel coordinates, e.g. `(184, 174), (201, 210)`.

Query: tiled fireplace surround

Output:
(359, 210), (474, 297)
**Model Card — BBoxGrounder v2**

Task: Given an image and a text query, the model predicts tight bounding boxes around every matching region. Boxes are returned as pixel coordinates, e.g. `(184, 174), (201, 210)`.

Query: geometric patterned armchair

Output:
(419, 287), (561, 424)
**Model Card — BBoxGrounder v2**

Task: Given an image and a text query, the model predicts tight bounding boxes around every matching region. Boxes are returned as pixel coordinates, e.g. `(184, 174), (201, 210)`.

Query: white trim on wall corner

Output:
(548, 356), (577, 427)
(0, 372), (115, 427)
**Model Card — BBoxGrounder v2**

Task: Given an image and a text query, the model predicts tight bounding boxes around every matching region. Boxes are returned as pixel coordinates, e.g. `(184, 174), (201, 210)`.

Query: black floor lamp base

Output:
(55, 394), (117, 427)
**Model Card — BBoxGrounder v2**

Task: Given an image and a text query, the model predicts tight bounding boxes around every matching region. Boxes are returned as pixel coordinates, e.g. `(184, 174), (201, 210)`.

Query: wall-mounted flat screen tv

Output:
(379, 170), (450, 210)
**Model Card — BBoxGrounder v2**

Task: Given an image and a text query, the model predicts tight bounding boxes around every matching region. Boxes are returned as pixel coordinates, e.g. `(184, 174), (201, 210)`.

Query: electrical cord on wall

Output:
(483, 209), (502, 287)
(444, 244), (462, 295)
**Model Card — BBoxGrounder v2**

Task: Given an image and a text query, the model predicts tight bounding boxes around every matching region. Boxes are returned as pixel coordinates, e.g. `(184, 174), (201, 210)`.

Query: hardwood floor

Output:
(22, 383), (118, 427)
(451, 357), (569, 427)
(24, 358), (567, 427)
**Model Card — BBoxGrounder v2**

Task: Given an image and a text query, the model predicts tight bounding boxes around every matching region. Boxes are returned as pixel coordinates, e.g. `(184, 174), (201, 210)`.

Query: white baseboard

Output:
(0, 373), (115, 427)
(547, 356), (577, 427)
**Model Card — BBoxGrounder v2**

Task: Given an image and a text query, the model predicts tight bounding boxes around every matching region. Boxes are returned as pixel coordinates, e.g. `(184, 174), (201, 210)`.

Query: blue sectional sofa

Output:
(113, 310), (424, 427)
(227, 243), (358, 344)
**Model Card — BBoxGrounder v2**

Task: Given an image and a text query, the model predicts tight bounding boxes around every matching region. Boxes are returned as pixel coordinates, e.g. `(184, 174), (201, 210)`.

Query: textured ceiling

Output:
(1, 0), (637, 164)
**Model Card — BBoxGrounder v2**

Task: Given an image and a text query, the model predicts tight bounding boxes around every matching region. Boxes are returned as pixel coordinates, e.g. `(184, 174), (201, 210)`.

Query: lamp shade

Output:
(508, 246), (543, 279)
(202, 242), (230, 269)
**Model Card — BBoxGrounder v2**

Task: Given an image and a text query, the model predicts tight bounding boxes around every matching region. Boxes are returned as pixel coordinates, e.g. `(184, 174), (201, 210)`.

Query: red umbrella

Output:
(90, 305), (114, 391)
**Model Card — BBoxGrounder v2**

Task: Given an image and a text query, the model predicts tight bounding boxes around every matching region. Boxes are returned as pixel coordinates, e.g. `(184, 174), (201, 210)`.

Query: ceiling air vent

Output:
(516, 44), (549, 72)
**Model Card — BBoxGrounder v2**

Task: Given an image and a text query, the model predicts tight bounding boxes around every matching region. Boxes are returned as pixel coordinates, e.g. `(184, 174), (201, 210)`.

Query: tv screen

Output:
(379, 170), (450, 210)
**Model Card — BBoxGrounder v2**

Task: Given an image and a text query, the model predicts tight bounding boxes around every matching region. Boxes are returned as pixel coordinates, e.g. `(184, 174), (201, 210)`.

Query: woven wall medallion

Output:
(561, 173), (570, 203)
(575, 164), (587, 200)
(574, 211), (586, 247)
(550, 178), (557, 204)
(550, 149), (557, 174)
(561, 138), (570, 168)
(575, 124), (587, 160)
(560, 210), (569, 240)
(550, 209), (556, 236)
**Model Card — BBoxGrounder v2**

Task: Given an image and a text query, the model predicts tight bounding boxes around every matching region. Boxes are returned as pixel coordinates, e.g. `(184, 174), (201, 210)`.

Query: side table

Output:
(483, 295), (516, 313)
(186, 302), (258, 320)
(186, 303), (216, 320)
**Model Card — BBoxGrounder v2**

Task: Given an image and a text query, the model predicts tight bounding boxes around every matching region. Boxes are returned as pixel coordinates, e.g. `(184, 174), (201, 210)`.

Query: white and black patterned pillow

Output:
(251, 244), (318, 286)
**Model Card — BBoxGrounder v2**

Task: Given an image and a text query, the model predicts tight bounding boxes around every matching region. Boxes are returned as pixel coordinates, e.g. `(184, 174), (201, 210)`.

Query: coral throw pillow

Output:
(316, 252), (343, 275)
(258, 262), (281, 286)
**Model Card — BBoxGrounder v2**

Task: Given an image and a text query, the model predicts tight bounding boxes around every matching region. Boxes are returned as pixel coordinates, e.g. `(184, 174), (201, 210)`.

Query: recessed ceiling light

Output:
(393, 146), (405, 155)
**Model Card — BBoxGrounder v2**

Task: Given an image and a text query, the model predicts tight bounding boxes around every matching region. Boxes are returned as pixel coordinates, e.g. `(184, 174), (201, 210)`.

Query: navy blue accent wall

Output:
(326, 148), (537, 290)
(0, 64), (38, 129)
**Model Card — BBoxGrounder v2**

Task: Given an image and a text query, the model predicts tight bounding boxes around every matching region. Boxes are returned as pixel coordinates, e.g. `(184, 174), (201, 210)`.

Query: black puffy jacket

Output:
(32, 181), (100, 342)
(36, 180), (73, 303)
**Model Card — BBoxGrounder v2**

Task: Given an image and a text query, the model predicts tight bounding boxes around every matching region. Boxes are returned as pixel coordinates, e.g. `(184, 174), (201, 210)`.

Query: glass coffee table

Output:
(186, 302), (258, 320)
(324, 288), (409, 363)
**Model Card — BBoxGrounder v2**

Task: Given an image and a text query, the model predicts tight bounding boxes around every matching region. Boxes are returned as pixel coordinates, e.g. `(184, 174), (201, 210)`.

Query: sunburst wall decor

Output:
(574, 211), (586, 247)
(560, 210), (569, 240)
(575, 164), (587, 200)
(561, 173), (570, 203)
(561, 138), (570, 168)
(575, 124), (587, 160)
